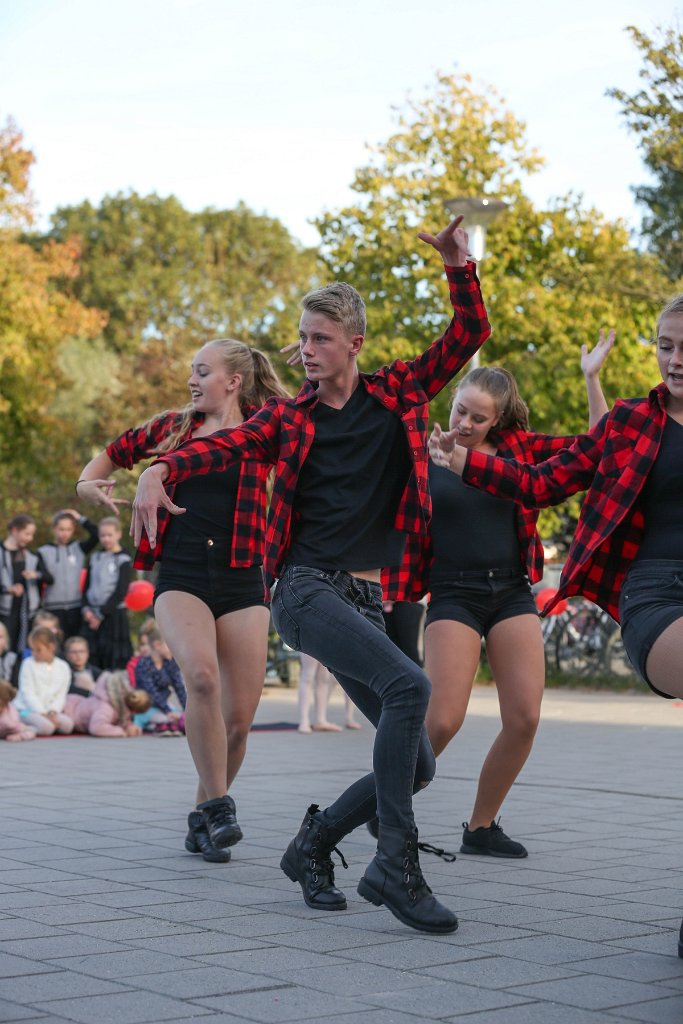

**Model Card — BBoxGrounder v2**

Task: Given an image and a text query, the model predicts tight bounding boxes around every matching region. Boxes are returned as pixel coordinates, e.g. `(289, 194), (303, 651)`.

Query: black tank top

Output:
(635, 414), (683, 561)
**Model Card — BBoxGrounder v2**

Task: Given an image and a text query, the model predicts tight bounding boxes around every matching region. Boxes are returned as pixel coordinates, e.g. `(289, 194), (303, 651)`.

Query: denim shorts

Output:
(619, 559), (683, 698)
(426, 569), (537, 637)
(155, 534), (266, 620)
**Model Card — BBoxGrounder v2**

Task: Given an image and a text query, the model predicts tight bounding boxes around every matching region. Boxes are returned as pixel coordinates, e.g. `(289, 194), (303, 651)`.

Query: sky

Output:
(1, 0), (680, 247)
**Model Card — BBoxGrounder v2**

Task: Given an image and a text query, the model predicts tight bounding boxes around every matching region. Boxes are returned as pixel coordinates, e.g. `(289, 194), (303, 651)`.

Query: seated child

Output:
(14, 626), (73, 735)
(0, 679), (36, 741)
(126, 616), (156, 687)
(64, 636), (102, 696)
(0, 622), (19, 686)
(64, 670), (151, 737)
(134, 628), (186, 733)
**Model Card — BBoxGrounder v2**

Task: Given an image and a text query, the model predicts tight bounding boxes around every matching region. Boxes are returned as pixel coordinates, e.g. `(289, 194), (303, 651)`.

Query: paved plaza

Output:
(2, 683), (683, 1023)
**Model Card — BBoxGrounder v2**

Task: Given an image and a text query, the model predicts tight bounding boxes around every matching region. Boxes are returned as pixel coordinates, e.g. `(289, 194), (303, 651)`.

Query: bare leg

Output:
(424, 619), (482, 756)
(344, 692), (362, 728)
(154, 593), (227, 802)
(313, 662), (342, 731)
(214, 604), (270, 794)
(468, 615), (545, 829)
(298, 652), (318, 733)
(644, 617), (683, 699)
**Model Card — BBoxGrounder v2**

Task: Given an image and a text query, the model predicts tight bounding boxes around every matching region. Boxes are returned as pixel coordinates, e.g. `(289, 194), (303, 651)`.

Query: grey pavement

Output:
(1, 683), (683, 1023)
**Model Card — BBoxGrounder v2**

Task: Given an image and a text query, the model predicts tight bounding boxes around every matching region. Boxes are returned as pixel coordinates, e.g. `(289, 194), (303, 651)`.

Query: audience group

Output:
(0, 511), (187, 742)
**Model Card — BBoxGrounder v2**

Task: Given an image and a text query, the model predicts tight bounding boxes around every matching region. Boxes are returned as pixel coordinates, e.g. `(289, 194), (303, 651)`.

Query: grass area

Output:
(475, 656), (642, 693)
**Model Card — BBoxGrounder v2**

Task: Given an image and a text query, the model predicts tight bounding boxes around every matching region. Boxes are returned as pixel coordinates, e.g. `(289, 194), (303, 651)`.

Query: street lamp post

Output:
(443, 196), (507, 367)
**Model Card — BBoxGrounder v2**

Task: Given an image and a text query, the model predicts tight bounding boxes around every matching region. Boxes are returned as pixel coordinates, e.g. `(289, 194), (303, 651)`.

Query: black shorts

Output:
(619, 559), (683, 698)
(426, 569), (537, 637)
(155, 534), (266, 620)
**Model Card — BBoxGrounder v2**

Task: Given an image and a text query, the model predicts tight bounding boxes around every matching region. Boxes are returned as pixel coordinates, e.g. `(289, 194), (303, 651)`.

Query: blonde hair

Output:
(0, 678), (17, 710)
(301, 283), (366, 336)
(28, 626), (58, 650)
(454, 366), (530, 433)
(153, 340), (289, 455)
(125, 689), (151, 713)
(657, 294), (683, 335)
(98, 517), (121, 532)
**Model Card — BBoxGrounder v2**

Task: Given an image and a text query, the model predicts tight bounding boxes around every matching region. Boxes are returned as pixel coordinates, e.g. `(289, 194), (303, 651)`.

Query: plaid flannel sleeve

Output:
(107, 413), (181, 470)
(392, 263), (490, 400)
(155, 402), (282, 484)
(464, 419), (607, 508)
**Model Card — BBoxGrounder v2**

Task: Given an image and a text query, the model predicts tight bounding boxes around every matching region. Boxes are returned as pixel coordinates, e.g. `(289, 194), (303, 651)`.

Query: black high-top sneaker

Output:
(185, 811), (231, 863)
(198, 794), (243, 849)
(461, 819), (528, 858)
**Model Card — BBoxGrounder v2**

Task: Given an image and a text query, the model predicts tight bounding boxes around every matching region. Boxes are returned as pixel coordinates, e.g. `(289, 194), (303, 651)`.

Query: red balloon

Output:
(125, 579), (155, 611)
(535, 587), (568, 615)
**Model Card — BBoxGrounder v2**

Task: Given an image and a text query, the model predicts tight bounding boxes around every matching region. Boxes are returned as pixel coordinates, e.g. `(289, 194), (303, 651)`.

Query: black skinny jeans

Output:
(271, 565), (436, 835)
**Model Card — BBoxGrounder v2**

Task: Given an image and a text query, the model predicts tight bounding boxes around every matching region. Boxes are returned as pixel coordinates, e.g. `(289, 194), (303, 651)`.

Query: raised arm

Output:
(394, 216), (490, 399)
(582, 329), (615, 428)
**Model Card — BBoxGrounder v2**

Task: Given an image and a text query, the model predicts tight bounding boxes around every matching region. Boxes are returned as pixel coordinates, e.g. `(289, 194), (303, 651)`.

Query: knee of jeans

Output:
(413, 746), (436, 792)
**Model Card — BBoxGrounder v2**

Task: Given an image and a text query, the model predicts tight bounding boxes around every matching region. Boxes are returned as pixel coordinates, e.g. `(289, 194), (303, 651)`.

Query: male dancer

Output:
(131, 215), (490, 933)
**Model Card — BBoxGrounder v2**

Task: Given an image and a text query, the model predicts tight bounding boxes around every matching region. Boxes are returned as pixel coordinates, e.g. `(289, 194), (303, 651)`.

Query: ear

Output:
(350, 334), (364, 356)
(227, 373), (243, 392)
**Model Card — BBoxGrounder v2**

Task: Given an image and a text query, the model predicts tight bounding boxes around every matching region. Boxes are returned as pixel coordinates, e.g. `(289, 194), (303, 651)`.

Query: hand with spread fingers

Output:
(130, 464), (184, 549)
(418, 214), (470, 268)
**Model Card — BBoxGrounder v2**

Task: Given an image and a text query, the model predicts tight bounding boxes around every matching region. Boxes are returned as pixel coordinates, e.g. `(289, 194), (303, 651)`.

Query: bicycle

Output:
(536, 589), (636, 681)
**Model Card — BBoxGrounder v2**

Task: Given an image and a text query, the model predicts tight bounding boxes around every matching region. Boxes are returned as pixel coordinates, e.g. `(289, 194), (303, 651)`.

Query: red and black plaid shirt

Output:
(383, 428), (575, 601)
(155, 264), (490, 590)
(463, 383), (670, 621)
(107, 407), (268, 571)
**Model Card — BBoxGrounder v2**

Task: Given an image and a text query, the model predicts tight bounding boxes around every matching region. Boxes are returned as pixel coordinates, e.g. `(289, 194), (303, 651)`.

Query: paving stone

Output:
(31, 991), (213, 1023)
(125, 965), (290, 998)
(195, 986), (368, 1022)
(616, 995), (683, 1022)
(7, 970), (127, 1003)
(0, 953), (55, 979)
(511, 972), (673, 1010)
(364, 979), (530, 1017)
(47, 949), (198, 979)
(422, 956), (580, 987)
(0, 935), (127, 961)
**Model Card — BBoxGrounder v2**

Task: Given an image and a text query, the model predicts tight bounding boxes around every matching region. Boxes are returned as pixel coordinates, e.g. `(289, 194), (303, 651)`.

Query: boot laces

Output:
(417, 840), (457, 863)
(403, 838), (431, 902)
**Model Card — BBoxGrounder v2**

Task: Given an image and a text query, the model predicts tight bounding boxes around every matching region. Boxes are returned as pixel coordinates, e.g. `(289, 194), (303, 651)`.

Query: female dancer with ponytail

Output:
(380, 336), (612, 859)
(77, 340), (289, 862)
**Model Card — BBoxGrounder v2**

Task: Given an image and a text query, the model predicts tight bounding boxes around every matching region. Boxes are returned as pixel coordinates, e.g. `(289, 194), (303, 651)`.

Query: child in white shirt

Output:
(15, 626), (73, 735)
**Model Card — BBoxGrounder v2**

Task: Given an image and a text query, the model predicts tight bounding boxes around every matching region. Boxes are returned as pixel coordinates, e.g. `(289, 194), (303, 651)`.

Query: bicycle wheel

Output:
(554, 603), (603, 678)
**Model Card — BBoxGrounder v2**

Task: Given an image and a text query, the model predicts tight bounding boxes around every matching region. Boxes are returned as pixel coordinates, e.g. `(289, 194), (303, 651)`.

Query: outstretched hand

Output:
(418, 215), (470, 268)
(428, 423), (467, 475)
(130, 465), (185, 549)
(76, 479), (129, 516)
(581, 328), (616, 379)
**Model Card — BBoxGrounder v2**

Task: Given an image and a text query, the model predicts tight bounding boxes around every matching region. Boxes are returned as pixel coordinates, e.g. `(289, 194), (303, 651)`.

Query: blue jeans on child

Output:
(271, 565), (436, 835)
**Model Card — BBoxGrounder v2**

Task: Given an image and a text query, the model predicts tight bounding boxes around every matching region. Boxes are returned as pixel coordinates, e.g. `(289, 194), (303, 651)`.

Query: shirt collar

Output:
(649, 381), (670, 410)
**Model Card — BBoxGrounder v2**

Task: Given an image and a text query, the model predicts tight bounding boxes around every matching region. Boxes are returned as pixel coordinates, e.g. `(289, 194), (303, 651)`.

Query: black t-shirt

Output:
(165, 463), (241, 543)
(287, 384), (411, 570)
(428, 461), (521, 584)
(635, 414), (683, 561)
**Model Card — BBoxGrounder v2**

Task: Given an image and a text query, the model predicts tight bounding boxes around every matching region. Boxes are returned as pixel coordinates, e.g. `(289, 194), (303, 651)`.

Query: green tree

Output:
(314, 72), (668, 545)
(40, 193), (317, 441)
(608, 24), (683, 282)
(0, 119), (105, 521)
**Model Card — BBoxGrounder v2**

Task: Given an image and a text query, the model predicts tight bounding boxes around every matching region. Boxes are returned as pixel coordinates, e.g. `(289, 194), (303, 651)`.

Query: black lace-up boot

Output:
(280, 804), (348, 910)
(198, 794), (243, 849)
(185, 811), (231, 863)
(357, 823), (458, 934)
